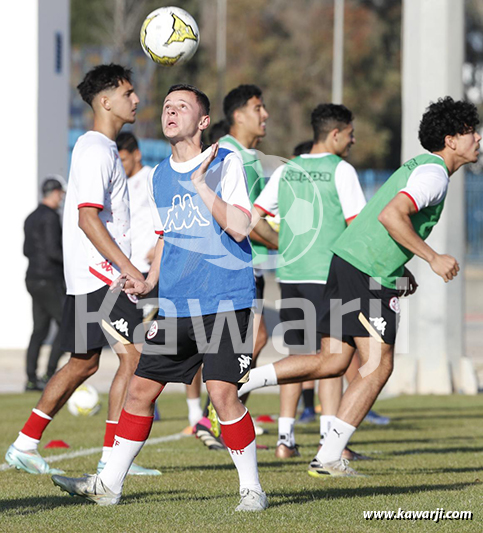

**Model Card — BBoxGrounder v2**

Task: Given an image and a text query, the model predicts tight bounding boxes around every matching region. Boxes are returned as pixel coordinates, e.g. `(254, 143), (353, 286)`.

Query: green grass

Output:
(0, 393), (482, 532)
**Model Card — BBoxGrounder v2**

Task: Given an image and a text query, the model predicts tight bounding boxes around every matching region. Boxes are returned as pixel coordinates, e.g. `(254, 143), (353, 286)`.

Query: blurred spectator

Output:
(24, 177), (66, 391)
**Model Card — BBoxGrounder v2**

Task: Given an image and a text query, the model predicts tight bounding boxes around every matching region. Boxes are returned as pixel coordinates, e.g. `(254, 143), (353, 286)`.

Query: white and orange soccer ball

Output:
(140, 6), (200, 67)
(67, 384), (101, 417)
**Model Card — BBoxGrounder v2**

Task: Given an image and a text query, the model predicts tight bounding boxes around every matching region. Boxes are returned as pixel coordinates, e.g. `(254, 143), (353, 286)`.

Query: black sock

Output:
(302, 388), (315, 410)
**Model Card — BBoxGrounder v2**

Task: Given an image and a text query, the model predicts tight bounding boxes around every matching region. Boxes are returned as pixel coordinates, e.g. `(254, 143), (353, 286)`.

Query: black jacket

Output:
(24, 204), (64, 281)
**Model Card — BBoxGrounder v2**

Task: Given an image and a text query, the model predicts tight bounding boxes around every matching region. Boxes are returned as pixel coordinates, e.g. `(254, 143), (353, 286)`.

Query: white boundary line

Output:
(0, 431), (188, 472)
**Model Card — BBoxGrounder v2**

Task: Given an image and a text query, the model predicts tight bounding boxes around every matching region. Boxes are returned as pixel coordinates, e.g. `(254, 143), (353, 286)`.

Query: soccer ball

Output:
(67, 384), (101, 417)
(140, 6), (200, 67)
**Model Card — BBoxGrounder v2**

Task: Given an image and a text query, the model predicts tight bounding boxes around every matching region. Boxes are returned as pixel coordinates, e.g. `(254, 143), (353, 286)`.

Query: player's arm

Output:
(123, 236), (164, 296)
(78, 207), (143, 281)
(377, 193), (459, 282)
(191, 143), (251, 242)
(250, 206), (278, 248)
(250, 227), (278, 249)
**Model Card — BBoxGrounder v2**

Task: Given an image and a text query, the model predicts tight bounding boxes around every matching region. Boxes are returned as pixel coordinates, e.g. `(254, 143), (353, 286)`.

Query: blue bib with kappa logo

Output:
(152, 148), (255, 317)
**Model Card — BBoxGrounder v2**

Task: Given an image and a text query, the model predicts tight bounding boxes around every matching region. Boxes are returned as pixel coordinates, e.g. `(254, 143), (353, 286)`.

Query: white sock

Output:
(319, 415), (335, 444)
(237, 364), (278, 397)
(98, 436), (145, 494)
(230, 439), (262, 493)
(316, 417), (356, 464)
(277, 417), (296, 447)
(186, 397), (203, 427)
(100, 447), (112, 463)
(14, 432), (40, 452)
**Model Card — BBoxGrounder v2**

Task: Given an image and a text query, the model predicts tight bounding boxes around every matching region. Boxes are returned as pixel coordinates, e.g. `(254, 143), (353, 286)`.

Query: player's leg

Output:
(317, 376), (342, 446)
(52, 375), (164, 505)
(185, 367), (203, 427)
(6, 349), (101, 474)
(276, 382), (302, 457)
(208, 380), (267, 511)
(203, 309), (267, 511)
(25, 280), (52, 390)
(44, 281), (66, 381)
(297, 380), (316, 423)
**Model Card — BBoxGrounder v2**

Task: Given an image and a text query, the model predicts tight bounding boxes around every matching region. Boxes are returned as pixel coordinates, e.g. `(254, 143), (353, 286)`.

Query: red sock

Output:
(116, 409), (154, 442)
(103, 421), (118, 448)
(21, 411), (52, 441)
(220, 410), (255, 451)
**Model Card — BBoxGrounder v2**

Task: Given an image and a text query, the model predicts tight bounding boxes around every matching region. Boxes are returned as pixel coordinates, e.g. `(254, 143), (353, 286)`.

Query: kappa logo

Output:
(147, 321), (158, 340)
(111, 318), (129, 336)
(389, 296), (400, 314)
(370, 316), (387, 336)
(238, 354), (252, 374)
(163, 194), (210, 233)
(97, 260), (114, 274)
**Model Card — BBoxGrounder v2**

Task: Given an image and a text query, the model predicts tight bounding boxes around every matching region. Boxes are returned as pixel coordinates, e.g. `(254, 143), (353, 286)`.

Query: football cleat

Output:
(296, 407), (316, 424)
(274, 442), (300, 459)
(52, 473), (121, 506)
(308, 457), (366, 478)
(97, 460), (161, 476)
(235, 488), (268, 512)
(5, 445), (65, 475)
(364, 409), (390, 425)
(195, 422), (226, 450)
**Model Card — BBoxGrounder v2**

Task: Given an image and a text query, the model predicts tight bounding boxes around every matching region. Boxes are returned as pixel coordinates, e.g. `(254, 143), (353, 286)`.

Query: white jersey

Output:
(127, 165), (157, 273)
(63, 131), (131, 295)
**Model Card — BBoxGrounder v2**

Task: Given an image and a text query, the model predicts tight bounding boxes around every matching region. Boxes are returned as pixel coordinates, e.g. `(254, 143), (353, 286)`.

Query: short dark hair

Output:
(116, 132), (139, 153)
(223, 85), (263, 126)
(311, 104), (354, 143)
(166, 84), (210, 116)
(41, 177), (64, 197)
(77, 64), (133, 107)
(208, 120), (229, 144)
(293, 140), (313, 157)
(419, 96), (480, 152)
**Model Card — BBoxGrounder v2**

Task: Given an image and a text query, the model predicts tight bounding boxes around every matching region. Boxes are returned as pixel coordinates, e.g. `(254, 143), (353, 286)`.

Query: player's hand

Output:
(190, 142), (218, 188)
(429, 254), (460, 282)
(118, 273), (154, 296)
(397, 267), (418, 296)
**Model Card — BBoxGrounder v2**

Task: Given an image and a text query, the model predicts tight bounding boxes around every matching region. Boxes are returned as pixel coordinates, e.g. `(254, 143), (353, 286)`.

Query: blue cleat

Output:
(5, 444), (65, 475)
(364, 410), (390, 425)
(97, 460), (161, 476)
(296, 407), (316, 424)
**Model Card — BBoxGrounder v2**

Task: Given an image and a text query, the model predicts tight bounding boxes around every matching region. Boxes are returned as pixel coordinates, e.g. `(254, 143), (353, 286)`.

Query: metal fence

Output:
(68, 131), (483, 263)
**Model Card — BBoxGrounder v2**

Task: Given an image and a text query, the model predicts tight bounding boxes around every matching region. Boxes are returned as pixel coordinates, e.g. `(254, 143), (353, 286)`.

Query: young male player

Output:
(6, 64), (159, 477)
(52, 84), (268, 511)
(117, 131), (204, 428)
(219, 85), (273, 374)
(236, 96), (480, 476)
(253, 104), (366, 458)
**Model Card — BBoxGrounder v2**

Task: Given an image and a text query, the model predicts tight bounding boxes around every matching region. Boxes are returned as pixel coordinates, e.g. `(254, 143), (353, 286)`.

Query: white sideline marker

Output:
(0, 431), (188, 472)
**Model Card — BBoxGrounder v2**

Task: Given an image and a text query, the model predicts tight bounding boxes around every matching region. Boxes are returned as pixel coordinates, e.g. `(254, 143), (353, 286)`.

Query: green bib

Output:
(219, 135), (267, 266)
(277, 154), (348, 282)
(332, 154), (448, 288)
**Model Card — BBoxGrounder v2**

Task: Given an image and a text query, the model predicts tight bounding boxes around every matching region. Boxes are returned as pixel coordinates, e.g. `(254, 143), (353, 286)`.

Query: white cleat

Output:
(5, 445), (65, 475)
(52, 473), (121, 506)
(235, 488), (268, 512)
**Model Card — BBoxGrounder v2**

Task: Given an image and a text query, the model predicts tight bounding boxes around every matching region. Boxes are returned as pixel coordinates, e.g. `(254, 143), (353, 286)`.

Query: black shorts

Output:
(135, 308), (253, 385)
(317, 255), (401, 346)
(279, 283), (328, 354)
(254, 274), (265, 314)
(59, 285), (144, 353)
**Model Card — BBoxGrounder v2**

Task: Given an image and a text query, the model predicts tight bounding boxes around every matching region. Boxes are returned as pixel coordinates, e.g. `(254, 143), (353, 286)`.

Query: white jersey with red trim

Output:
(127, 165), (157, 273)
(63, 131), (131, 295)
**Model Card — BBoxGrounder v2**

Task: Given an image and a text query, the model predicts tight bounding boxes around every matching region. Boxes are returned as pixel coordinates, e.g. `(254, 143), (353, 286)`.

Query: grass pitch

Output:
(0, 393), (481, 533)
